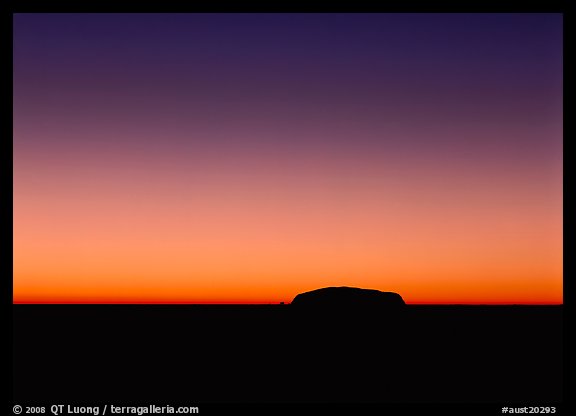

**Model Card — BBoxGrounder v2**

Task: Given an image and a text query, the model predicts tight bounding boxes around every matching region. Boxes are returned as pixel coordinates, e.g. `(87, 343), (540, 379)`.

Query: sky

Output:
(13, 13), (563, 304)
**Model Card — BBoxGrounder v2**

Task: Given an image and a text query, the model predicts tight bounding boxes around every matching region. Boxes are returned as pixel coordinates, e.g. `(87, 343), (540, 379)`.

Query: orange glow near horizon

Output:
(13, 155), (562, 305)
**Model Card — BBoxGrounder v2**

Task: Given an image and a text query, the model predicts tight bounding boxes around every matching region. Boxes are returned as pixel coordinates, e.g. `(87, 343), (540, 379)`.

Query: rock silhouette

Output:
(291, 286), (406, 309)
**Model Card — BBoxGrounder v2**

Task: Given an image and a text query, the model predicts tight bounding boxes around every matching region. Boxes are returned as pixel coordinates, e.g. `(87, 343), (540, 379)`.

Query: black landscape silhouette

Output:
(292, 286), (405, 309)
(12, 287), (562, 403)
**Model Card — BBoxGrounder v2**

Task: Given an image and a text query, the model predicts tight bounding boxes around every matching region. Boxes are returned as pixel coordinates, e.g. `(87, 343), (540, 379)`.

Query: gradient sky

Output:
(13, 13), (562, 304)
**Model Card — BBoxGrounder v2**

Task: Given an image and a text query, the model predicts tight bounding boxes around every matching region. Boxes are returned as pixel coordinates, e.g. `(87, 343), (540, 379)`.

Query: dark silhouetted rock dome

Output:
(291, 286), (405, 309)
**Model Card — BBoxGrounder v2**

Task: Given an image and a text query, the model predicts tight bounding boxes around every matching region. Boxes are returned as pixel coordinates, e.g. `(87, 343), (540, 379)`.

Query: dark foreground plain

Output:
(13, 305), (562, 403)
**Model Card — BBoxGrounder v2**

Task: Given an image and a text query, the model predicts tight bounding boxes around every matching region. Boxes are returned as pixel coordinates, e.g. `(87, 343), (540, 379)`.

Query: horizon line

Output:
(13, 301), (563, 306)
